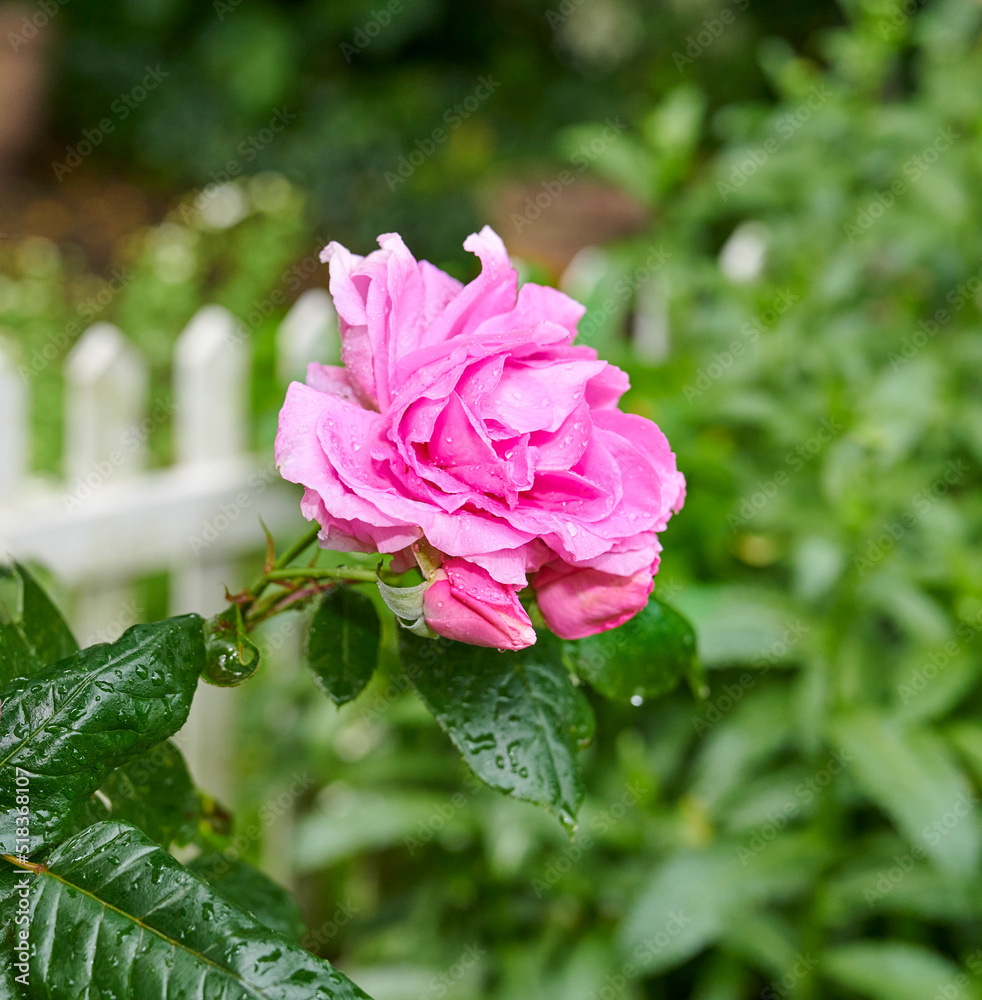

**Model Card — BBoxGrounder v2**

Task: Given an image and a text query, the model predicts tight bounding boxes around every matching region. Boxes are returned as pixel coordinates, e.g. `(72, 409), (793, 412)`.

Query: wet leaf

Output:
(567, 595), (698, 702)
(0, 562), (77, 687)
(0, 615), (205, 853)
(399, 630), (593, 828)
(308, 587), (380, 705)
(79, 740), (202, 848)
(189, 852), (306, 942)
(1, 821), (371, 999)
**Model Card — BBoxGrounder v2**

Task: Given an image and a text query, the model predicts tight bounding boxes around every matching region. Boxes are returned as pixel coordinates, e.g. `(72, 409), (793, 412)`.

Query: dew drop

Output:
(567, 521), (578, 536)
(630, 694), (644, 707)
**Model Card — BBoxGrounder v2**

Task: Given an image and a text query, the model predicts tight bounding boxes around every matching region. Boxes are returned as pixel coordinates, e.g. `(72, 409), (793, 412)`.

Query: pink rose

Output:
(533, 562), (655, 640)
(275, 226), (685, 647)
(423, 558), (536, 650)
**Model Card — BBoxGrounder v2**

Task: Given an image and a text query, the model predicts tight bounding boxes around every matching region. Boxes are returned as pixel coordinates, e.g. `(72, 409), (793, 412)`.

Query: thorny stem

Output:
(247, 522), (322, 601)
(246, 582), (334, 629)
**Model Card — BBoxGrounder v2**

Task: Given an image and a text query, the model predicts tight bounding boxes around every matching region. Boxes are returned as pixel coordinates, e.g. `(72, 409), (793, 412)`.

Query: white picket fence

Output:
(0, 288), (338, 800)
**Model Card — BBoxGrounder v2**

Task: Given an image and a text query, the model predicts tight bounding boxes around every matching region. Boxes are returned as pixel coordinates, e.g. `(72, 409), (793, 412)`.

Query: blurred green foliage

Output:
(46, 0), (840, 260)
(233, 2), (982, 998)
(5, 0), (982, 996)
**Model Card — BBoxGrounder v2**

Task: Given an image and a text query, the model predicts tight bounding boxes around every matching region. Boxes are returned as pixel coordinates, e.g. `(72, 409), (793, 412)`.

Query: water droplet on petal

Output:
(567, 521), (578, 536)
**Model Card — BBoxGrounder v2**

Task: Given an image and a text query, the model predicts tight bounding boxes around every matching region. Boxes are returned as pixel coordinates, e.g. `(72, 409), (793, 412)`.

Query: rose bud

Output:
(534, 561), (655, 640)
(423, 558), (536, 651)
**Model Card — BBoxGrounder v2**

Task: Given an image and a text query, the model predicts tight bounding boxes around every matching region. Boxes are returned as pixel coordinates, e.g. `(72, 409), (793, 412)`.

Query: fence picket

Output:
(276, 287), (338, 385)
(62, 323), (148, 649)
(172, 305), (251, 797)
(63, 323), (148, 485)
(174, 305), (248, 464)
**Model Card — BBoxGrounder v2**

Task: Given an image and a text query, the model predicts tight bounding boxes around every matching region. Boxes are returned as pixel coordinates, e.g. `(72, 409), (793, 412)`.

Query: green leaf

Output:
(79, 740), (202, 848)
(189, 852), (306, 942)
(823, 942), (982, 1000)
(307, 587), (380, 705)
(0, 562), (77, 687)
(620, 831), (828, 975)
(567, 595), (697, 701)
(204, 604), (261, 686)
(0, 615), (205, 853)
(4, 820), (371, 999)
(830, 709), (982, 875)
(0, 947), (16, 998)
(399, 630), (594, 828)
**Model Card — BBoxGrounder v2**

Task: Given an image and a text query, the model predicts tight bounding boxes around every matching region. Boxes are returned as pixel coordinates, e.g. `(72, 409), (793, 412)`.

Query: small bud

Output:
(423, 558), (536, 650)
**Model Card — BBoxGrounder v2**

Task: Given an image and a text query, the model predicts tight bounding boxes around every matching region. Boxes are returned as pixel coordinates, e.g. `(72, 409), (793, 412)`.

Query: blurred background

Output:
(3, 0), (982, 997)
